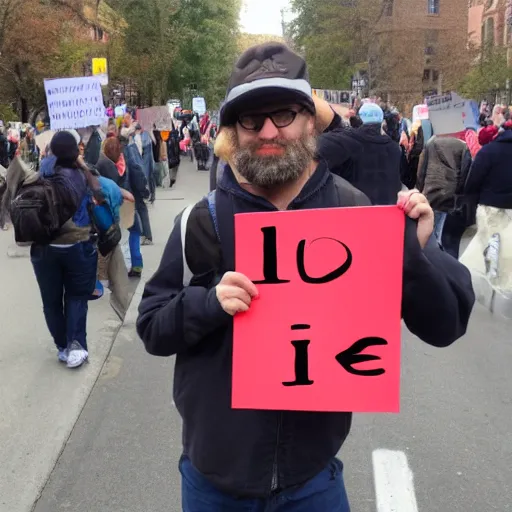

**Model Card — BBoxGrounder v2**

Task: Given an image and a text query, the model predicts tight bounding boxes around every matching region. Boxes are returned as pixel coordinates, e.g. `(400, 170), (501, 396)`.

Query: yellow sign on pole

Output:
(92, 58), (108, 85)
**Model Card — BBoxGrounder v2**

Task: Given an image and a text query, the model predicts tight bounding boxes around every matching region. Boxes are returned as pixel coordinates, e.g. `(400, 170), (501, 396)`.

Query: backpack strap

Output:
(180, 190), (223, 288)
(214, 187), (235, 272)
(181, 204), (194, 287)
(207, 190), (220, 241)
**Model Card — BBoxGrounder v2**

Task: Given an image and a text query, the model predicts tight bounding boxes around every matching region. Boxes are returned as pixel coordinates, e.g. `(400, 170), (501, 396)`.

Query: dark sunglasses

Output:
(238, 108), (304, 132)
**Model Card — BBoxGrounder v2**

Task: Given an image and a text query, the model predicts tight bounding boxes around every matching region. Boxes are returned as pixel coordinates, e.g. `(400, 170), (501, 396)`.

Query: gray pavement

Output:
(5, 161), (512, 512)
(0, 224), (128, 512)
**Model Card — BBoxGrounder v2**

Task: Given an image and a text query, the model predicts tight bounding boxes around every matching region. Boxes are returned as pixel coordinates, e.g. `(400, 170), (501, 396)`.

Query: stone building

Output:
(371, 0), (469, 106)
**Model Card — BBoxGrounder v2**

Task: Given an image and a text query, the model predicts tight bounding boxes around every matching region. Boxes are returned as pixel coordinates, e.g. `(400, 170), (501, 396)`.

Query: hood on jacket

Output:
(428, 137), (467, 170)
(348, 123), (394, 144)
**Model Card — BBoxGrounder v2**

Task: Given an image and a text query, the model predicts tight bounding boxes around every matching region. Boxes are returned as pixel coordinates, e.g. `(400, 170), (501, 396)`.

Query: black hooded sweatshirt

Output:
(341, 123), (405, 204)
(137, 161), (475, 499)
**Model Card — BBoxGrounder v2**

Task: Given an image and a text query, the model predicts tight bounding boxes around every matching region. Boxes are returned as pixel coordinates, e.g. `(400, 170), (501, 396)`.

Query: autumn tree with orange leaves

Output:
(0, 0), (93, 121)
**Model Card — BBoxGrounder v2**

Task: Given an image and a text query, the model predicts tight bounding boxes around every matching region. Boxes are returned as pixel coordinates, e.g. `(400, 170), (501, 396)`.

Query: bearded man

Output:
(136, 43), (474, 511)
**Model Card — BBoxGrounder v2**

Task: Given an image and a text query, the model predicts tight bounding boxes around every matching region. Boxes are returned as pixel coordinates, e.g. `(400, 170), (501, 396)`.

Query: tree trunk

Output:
(20, 96), (29, 123)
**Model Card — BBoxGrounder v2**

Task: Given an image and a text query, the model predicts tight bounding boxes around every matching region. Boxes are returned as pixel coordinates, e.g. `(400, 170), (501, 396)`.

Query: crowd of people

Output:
(0, 104), (216, 372)
(208, 87), (512, 275)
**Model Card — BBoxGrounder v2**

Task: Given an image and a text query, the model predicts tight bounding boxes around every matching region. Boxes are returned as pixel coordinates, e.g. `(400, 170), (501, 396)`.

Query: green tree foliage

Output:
(170, 0), (241, 108)
(459, 46), (512, 101)
(290, 0), (383, 90)
(108, 0), (240, 109)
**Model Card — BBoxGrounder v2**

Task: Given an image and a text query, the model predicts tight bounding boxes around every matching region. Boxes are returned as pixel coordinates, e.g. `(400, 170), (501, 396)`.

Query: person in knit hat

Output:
(340, 102), (406, 205)
(31, 130), (103, 369)
(138, 43), (474, 511)
(478, 124), (499, 146)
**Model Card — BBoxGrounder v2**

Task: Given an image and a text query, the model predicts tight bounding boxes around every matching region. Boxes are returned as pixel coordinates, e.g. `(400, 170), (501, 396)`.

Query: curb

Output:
(30, 279), (145, 512)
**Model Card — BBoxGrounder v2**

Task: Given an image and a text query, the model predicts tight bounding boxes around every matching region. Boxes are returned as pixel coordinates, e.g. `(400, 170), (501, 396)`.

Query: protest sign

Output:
(426, 92), (479, 135)
(192, 97), (207, 115)
(137, 106), (175, 132)
(92, 58), (109, 86)
(44, 77), (106, 130)
(233, 206), (405, 413)
(412, 104), (429, 123)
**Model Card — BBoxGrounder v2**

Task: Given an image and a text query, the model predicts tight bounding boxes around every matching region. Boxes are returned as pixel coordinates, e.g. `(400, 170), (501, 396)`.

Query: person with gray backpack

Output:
(137, 43), (475, 511)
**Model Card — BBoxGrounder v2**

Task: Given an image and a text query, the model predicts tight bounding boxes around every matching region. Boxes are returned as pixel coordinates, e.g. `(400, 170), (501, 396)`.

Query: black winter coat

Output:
(335, 124), (404, 205)
(465, 130), (512, 209)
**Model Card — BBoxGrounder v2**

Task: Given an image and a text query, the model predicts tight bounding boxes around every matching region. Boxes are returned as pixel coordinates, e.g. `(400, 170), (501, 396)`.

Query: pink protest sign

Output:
(233, 206), (405, 413)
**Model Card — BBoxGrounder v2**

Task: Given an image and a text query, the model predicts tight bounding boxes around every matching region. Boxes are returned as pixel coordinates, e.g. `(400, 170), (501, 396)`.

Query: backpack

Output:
(10, 177), (61, 244)
(180, 175), (367, 287)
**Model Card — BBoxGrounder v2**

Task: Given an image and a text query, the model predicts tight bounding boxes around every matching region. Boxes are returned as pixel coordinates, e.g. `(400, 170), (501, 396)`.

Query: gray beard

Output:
(233, 134), (317, 189)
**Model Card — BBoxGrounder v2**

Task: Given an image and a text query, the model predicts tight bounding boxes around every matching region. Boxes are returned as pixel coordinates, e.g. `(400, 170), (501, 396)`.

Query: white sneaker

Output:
(66, 341), (89, 369)
(58, 348), (68, 363)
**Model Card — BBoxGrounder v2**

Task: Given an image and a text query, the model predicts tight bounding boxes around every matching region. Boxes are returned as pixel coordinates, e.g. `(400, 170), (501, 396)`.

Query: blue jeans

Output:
(180, 456), (351, 512)
(433, 211), (447, 246)
(31, 242), (97, 351)
(128, 214), (143, 269)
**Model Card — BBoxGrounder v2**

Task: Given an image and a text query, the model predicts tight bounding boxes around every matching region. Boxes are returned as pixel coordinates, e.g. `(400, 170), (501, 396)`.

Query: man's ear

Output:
(307, 115), (316, 135)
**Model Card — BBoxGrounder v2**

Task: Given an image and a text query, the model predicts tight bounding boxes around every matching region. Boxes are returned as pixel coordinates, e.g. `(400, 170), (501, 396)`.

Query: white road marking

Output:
(372, 449), (419, 512)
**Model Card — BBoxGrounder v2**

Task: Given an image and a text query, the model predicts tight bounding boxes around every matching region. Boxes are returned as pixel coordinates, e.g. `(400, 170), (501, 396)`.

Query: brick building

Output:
(468, 0), (512, 48)
(371, 0), (468, 107)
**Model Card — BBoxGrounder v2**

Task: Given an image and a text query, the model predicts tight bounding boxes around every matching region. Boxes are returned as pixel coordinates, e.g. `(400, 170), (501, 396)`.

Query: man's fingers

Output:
(397, 189), (427, 209)
(221, 272), (258, 297)
(220, 285), (252, 306)
(406, 203), (432, 220)
(224, 298), (250, 316)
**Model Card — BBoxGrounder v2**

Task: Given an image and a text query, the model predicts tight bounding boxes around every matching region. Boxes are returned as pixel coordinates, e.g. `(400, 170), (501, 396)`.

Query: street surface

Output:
(1, 160), (510, 512)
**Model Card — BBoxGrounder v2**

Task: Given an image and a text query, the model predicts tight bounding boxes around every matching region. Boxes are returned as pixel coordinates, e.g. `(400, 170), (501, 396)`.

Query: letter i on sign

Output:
(282, 325), (314, 387)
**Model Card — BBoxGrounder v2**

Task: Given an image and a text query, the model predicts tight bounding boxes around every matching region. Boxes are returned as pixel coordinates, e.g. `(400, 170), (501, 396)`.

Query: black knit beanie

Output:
(220, 42), (316, 126)
(50, 131), (79, 167)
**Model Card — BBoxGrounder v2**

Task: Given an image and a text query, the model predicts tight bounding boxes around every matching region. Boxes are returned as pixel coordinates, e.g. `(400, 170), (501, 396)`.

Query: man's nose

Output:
(258, 117), (279, 139)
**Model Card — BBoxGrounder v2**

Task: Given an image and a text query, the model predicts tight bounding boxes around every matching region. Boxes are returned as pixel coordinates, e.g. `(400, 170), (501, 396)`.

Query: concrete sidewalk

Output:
(0, 217), (141, 511)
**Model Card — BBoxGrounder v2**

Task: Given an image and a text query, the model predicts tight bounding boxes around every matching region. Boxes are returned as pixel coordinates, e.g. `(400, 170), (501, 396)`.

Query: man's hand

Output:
(216, 272), (258, 316)
(76, 155), (88, 170)
(398, 189), (434, 249)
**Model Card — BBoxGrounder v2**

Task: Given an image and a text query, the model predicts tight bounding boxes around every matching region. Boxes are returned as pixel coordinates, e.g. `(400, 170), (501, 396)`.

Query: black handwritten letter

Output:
(283, 325), (314, 387)
(335, 337), (388, 377)
(297, 237), (352, 284)
(253, 227), (290, 284)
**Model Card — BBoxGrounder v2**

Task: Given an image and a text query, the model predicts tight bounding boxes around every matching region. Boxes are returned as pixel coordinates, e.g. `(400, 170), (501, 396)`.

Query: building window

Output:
(432, 70), (439, 82)
(424, 29), (438, 55)
(427, 0), (440, 15)
(485, 17), (495, 45)
(383, 0), (393, 16)
(423, 69), (431, 81)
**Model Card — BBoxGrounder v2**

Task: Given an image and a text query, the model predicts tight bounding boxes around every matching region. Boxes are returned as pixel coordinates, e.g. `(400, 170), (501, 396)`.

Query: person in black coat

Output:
(316, 127), (363, 186)
(465, 123), (512, 209)
(0, 126), (8, 168)
(340, 103), (405, 205)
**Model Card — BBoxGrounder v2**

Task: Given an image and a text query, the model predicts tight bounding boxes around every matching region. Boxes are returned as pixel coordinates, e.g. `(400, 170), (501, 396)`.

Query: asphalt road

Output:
(10, 161), (511, 512)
